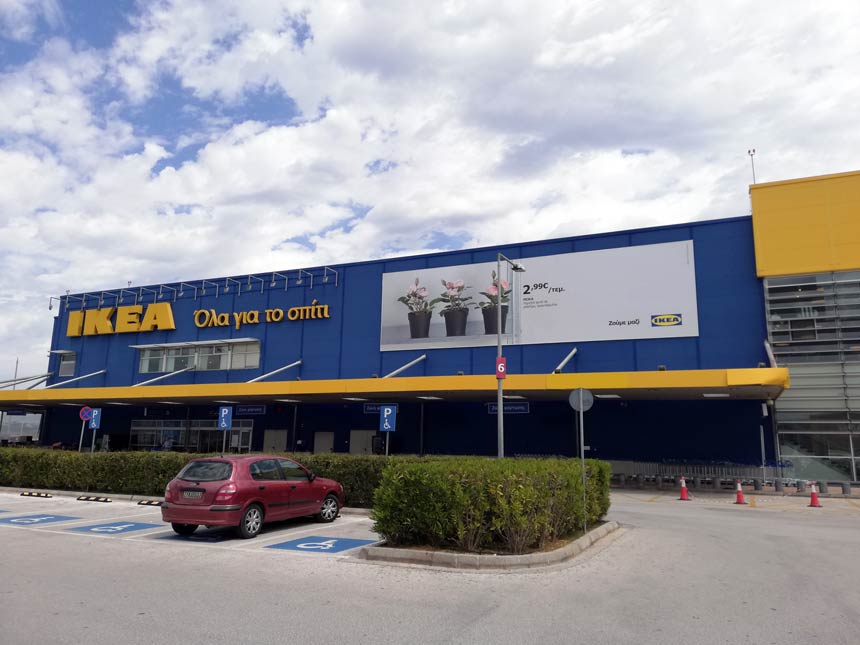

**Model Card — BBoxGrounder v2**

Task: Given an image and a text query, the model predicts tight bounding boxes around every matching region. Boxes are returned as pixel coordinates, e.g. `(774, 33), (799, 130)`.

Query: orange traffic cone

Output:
(734, 479), (747, 505)
(678, 476), (690, 501)
(808, 481), (822, 508)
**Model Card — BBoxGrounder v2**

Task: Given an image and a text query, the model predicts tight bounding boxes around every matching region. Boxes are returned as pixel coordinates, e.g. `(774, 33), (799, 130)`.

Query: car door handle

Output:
(259, 486), (266, 490)
(291, 485), (297, 489)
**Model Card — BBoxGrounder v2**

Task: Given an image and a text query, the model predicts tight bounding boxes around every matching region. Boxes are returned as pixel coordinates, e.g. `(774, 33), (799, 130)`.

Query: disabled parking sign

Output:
(379, 404), (397, 432)
(266, 536), (377, 553)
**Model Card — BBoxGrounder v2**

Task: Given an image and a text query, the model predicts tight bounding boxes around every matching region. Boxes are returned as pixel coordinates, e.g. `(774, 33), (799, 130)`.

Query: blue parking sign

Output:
(379, 404), (397, 432)
(219, 406), (233, 430)
(89, 408), (102, 430)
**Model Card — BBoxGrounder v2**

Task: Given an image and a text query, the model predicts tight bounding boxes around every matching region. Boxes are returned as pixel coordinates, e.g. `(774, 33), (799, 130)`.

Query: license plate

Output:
(183, 491), (203, 499)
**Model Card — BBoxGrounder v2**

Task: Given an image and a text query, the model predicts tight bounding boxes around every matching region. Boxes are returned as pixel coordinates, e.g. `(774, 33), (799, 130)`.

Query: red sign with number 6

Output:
(496, 357), (507, 379)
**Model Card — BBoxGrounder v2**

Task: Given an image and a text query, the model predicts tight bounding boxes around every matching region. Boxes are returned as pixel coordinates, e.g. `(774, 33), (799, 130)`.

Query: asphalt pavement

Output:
(0, 489), (858, 644)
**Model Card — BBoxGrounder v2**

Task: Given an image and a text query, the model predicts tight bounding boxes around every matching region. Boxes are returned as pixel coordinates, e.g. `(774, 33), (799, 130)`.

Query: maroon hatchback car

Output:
(162, 455), (344, 538)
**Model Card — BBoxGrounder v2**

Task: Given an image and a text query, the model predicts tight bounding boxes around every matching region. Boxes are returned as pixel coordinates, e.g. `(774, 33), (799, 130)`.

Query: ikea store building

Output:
(2, 170), (859, 482)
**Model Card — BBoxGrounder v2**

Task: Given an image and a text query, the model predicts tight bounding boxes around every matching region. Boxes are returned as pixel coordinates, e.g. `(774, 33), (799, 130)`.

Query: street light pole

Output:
(497, 254), (503, 458)
(496, 254), (525, 458)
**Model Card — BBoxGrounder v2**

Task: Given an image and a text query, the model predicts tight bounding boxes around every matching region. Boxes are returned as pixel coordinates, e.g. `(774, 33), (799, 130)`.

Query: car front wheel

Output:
(236, 504), (263, 539)
(171, 523), (198, 536)
(316, 495), (339, 523)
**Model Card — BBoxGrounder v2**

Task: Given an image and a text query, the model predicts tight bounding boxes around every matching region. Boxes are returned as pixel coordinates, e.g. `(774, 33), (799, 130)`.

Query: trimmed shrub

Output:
(0, 448), (423, 506)
(0, 449), (197, 496)
(0, 449), (612, 528)
(372, 457), (611, 554)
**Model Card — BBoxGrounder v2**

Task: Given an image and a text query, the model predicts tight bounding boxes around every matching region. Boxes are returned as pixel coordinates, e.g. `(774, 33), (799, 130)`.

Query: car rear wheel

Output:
(316, 495), (339, 523)
(171, 523), (198, 536)
(237, 504), (263, 539)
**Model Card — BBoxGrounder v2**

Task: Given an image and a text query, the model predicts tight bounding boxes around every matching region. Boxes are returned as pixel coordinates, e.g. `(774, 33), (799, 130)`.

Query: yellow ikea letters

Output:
(66, 303), (176, 337)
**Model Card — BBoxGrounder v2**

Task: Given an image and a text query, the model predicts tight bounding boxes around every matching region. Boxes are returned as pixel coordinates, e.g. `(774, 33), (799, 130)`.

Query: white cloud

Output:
(0, 0), (61, 41)
(2, 0), (860, 377)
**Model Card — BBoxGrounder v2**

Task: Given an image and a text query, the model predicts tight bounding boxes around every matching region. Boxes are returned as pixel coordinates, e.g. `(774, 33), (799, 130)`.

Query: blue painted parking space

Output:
(266, 536), (377, 553)
(0, 514), (79, 526)
(68, 522), (161, 535)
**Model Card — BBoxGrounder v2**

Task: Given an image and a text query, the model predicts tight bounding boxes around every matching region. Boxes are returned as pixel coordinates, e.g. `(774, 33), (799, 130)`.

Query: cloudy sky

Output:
(1, 0), (859, 378)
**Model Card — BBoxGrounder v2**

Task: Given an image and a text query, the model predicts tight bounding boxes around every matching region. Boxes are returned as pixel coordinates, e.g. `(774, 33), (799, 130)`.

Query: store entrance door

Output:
(314, 431), (334, 454)
(349, 430), (376, 455)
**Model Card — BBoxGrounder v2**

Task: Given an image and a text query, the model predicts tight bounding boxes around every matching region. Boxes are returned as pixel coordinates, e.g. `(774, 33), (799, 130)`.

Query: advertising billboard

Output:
(380, 240), (699, 351)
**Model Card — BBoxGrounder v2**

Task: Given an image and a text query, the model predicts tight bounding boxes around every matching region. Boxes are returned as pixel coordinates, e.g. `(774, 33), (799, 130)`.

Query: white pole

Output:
(579, 389), (586, 534)
(90, 424), (97, 453)
(497, 254), (504, 458)
(78, 419), (86, 452)
(385, 432), (389, 456)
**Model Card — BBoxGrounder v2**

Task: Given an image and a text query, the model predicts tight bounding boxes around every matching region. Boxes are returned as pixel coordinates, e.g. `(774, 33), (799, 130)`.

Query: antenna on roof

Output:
(747, 148), (756, 184)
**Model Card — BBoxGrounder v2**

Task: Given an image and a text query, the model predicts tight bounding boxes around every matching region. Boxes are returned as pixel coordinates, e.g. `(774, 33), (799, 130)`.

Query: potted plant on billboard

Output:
(397, 278), (434, 339)
(478, 270), (511, 334)
(435, 279), (472, 336)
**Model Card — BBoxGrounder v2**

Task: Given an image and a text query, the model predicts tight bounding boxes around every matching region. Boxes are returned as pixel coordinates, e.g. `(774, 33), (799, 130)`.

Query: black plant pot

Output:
(408, 310), (432, 339)
(482, 305), (509, 334)
(443, 308), (469, 336)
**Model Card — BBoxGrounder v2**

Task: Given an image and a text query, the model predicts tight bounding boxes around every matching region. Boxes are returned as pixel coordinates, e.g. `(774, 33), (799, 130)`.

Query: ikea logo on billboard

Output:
(651, 314), (683, 327)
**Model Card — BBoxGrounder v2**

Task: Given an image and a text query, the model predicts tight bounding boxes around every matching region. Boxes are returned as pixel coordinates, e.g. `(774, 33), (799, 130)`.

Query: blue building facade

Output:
(16, 215), (788, 463)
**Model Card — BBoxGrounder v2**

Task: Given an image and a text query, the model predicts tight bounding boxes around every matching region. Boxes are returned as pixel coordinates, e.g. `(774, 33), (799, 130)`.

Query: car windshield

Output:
(177, 461), (232, 482)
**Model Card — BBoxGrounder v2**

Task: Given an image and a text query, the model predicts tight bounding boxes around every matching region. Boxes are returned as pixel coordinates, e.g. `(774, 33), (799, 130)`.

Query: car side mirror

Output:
(308, 472), (316, 482)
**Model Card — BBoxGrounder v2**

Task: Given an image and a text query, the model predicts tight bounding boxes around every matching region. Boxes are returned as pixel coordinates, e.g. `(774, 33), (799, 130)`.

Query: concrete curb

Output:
(358, 521), (619, 570)
(0, 485), (160, 502)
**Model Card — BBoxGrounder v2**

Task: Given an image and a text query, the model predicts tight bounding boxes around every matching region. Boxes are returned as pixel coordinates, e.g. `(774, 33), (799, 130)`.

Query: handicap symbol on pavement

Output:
(69, 522), (161, 535)
(266, 536), (377, 553)
(0, 514), (79, 525)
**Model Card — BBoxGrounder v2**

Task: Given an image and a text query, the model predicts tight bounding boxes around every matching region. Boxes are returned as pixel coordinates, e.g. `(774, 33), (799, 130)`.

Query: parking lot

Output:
(0, 491), (379, 558)
(2, 488), (859, 644)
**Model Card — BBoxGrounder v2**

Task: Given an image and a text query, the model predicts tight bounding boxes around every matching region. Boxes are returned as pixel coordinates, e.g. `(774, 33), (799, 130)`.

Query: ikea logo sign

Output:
(66, 303), (176, 337)
(651, 314), (683, 327)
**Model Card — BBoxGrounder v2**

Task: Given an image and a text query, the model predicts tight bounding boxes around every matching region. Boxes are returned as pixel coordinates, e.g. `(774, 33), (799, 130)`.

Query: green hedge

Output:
(372, 458), (611, 554)
(0, 449), (611, 528)
(0, 448), (422, 506)
(0, 449), (200, 497)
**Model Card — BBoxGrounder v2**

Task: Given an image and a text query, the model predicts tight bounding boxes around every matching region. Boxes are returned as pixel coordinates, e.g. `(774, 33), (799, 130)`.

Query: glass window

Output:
(778, 433), (851, 457)
(139, 349), (164, 374)
(781, 457), (854, 482)
(278, 459), (309, 481)
(165, 346), (195, 371)
(230, 342), (260, 370)
(198, 345), (228, 371)
(58, 353), (76, 377)
(249, 459), (282, 481)
(177, 461), (233, 482)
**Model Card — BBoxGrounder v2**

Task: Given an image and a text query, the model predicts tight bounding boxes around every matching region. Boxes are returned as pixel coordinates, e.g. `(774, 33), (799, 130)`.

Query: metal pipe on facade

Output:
(133, 365), (196, 387)
(246, 360), (303, 383)
(382, 355), (426, 378)
(44, 369), (107, 389)
(0, 373), (51, 388)
(763, 340), (778, 368)
(552, 347), (578, 374)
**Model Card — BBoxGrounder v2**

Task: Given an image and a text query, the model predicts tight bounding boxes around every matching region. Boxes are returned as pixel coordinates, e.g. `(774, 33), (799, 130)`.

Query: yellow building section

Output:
(751, 170), (860, 277)
(0, 368), (789, 407)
